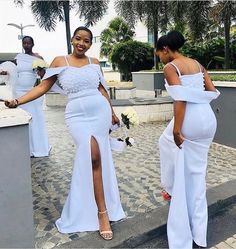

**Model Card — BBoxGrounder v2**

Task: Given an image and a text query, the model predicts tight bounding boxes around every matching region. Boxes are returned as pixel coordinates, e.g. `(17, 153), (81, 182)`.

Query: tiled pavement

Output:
(211, 235), (236, 249)
(32, 107), (236, 249)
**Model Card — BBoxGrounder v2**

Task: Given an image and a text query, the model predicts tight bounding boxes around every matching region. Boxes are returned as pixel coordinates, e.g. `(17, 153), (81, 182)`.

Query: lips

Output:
(76, 46), (84, 52)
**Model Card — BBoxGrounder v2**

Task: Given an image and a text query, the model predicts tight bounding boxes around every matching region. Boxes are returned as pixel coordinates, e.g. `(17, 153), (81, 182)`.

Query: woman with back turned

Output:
(156, 31), (220, 248)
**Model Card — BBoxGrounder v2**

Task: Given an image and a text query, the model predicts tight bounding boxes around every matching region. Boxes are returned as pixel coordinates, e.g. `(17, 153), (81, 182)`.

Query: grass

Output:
(210, 75), (236, 81)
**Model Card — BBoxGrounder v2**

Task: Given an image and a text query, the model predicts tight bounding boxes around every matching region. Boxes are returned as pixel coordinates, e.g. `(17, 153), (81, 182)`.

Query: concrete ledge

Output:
(0, 103), (31, 128)
(213, 81), (236, 87)
(109, 86), (136, 99)
(59, 179), (236, 248)
(45, 94), (174, 122)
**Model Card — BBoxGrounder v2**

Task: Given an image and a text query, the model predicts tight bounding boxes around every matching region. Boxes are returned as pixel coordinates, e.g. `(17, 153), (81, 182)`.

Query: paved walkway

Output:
(32, 107), (236, 249)
(211, 235), (236, 249)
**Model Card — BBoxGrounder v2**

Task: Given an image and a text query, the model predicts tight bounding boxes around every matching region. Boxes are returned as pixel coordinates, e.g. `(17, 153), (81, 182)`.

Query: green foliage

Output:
(100, 17), (135, 59)
(181, 37), (225, 69)
(111, 40), (154, 81)
(121, 113), (130, 129)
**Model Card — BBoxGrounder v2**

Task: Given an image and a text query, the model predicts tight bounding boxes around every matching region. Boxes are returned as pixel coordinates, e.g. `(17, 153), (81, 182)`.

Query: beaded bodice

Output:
(56, 64), (103, 94)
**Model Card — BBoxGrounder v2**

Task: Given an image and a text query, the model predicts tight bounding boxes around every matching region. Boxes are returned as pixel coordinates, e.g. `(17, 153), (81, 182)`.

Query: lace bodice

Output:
(43, 64), (107, 95)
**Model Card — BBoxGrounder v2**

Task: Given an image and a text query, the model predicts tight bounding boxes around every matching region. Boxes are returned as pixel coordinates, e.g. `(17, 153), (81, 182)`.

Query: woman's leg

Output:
(90, 136), (112, 239)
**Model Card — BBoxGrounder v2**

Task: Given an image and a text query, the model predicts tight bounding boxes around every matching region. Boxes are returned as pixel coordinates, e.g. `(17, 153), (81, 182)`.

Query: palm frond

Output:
(30, 1), (64, 31)
(74, 0), (109, 27)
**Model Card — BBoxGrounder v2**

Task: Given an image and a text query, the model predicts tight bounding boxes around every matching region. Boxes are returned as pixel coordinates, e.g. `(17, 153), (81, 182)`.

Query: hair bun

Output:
(166, 31), (185, 50)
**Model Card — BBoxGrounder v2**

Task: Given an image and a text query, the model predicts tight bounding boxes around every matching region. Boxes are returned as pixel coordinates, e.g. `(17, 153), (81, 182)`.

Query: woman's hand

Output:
(173, 131), (184, 149)
(0, 71), (8, 75)
(5, 99), (19, 108)
(112, 113), (120, 126)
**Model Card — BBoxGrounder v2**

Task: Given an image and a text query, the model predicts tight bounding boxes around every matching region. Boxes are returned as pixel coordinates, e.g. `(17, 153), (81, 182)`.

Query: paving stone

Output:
(215, 241), (234, 249)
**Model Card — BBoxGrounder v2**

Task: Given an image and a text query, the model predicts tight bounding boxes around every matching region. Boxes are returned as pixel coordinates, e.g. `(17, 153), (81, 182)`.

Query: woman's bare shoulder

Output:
(50, 56), (67, 68)
(89, 57), (100, 65)
(34, 53), (44, 60)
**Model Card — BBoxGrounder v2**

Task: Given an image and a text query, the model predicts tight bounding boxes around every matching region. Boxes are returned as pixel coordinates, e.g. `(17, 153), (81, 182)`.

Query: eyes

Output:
(74, 36), (91, 44)
(23, 42), (32, 46)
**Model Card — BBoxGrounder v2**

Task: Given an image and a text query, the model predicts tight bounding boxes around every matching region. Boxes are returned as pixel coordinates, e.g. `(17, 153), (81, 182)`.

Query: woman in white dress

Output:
(5, 27), (125, 240)
(155, 31), (220, 249)
(14, 36), (50, 157)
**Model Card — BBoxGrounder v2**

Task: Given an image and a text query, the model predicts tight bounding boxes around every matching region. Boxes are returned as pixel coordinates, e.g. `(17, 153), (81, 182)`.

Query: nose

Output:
(78, 40), (85, 46)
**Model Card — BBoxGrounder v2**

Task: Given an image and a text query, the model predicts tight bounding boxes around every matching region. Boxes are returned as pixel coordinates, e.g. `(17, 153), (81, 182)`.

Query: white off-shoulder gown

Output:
(43, 58), (125, 233)
(159, 62), (220, 249)
(14, 53), (51, 157)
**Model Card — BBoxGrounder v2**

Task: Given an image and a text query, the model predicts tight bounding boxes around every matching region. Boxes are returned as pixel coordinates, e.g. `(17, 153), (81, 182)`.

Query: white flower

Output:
(128, 137), (135, 146)
(32, 59), (48, 69)
(129, 116), (138, 124)
(122, 107), (134, 116)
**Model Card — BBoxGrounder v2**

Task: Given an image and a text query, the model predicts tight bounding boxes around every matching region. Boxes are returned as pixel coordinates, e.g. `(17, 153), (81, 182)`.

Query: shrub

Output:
(111, 40), (154, 81)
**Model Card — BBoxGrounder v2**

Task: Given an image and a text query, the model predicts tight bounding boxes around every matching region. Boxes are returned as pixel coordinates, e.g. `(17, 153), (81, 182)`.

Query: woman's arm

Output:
(92, 57), (120, 125)
(5, 76), (57, 108)
(202, 67), (217, 92)
(164, 64), (186, 148)
(173, 102), (186, 148)
(5, 57), (60, 108)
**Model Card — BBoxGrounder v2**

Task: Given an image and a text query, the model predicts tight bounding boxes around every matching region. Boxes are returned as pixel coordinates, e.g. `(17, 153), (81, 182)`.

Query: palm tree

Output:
(100, 17), (135, 60)
(209, 0), (236, 69)
(167, 1), (211, 42)
(14, 0), (109, 54)
(115, 0), (169, 69)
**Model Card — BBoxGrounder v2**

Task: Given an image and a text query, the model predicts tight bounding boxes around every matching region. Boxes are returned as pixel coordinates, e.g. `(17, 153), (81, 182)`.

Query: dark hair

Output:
(73, 26), (93, 43)
(22, 35), (34, 45)
(156, 31), (186, 51)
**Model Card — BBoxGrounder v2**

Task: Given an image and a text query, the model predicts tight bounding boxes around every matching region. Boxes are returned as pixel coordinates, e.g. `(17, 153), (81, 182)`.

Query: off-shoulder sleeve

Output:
(94, 65), (108, 91)
(43, 67), (67, 95)
(165, 83), (220, 103)
(42, 67), (67, 80)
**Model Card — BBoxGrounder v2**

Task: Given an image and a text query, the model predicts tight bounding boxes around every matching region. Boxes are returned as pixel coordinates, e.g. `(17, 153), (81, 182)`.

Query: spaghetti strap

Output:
(64, 56), (70, 66)
(87, 57), (92, 64)
(169, 62), (181, 76)
(195, 60), (202, 73)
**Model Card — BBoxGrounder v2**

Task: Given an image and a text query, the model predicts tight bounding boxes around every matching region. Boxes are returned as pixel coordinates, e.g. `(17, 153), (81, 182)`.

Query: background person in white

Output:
(156, 31), (219, 249)
(5, 26), (125, 240)
(2, 36), (51, 157)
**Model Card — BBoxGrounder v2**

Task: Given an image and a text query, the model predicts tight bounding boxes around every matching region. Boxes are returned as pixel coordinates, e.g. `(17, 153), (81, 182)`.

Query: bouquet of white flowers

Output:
(32, 58), (48, 86)
(32, 58), (48, 71)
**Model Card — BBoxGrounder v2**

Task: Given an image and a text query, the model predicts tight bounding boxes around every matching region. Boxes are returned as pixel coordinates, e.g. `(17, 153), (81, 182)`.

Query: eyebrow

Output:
(74, 35), (90, 39)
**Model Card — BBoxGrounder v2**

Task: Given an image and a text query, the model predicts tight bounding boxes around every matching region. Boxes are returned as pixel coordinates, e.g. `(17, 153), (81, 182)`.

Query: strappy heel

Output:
(98, 210), (113, 240)
(161, 190), (171, 201)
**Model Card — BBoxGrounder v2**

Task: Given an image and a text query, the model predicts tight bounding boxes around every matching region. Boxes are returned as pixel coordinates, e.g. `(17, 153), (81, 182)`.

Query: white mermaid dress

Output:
(14, 53), (51, 157)
(159, 63), (220, 249)
(43, 58), (125, 233)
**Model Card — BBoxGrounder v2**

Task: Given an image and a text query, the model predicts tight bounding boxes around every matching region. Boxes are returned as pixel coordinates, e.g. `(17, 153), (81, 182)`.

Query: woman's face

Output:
(22, 38), (33, 53)
(71, 30), (92, 56)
